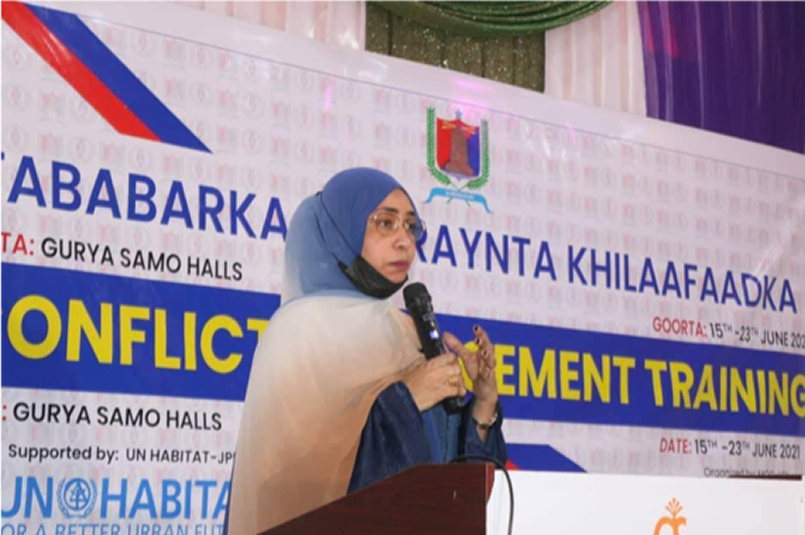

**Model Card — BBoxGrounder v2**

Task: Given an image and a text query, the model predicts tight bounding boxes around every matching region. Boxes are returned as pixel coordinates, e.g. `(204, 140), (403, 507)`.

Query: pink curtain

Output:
(545, 2), (647, 116)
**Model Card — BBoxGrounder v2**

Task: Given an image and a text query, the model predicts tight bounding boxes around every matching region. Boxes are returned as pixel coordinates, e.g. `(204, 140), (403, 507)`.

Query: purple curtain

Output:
(638, 2), (805, 154)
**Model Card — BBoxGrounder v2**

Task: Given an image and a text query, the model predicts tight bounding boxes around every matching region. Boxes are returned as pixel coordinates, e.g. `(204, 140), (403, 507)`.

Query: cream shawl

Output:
(227, 295), (422, 535)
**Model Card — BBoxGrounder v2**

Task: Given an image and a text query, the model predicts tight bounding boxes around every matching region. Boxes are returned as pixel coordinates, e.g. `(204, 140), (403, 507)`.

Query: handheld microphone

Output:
(403, 282), (464, 414)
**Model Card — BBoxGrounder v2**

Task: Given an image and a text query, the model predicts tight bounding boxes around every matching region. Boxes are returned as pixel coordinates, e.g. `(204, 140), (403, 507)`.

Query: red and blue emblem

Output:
(2, 2), (210, 153)
(436, 111), (481, 180)
(426, 108), (491, 212)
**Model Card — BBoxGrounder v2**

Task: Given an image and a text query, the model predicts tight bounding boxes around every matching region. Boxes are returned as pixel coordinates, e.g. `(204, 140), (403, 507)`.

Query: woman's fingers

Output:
(440, 360), (465, 396)
(474, 324), (493, 351)
(430, 352), (464, 391)
(433, 352), (462, 375)
(404, 353), (467, 411)
(443, 331), (471, 359)
(445, 330), (483, 374)
(470, 325), (494, 367)
(444, 328), (499, 387)
(481, 349), (496, 369)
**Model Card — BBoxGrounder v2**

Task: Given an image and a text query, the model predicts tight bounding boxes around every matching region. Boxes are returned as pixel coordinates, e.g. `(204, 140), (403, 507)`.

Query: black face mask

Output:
(339, 255), (406, 299)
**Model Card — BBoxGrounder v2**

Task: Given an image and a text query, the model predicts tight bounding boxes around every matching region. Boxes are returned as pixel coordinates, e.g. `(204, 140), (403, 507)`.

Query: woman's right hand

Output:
(402, 353), (466, 412)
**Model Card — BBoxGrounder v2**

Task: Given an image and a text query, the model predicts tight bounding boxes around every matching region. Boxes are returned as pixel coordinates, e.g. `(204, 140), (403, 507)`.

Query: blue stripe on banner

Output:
(3, 262), (805, 436)
(25, 3), (211, 153)
(434, 314), (805, 438)
(506, 443), (586, 472)
(2, 263), (277, 401)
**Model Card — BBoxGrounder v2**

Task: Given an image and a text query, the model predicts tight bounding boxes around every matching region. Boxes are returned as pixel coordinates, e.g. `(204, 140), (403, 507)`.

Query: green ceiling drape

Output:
(378, 2), (609, 36)
(366, 1), (610, 92)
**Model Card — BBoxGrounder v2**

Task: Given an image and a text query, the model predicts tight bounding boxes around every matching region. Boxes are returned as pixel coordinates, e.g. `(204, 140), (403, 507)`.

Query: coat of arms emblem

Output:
(425, 108), (492, 213)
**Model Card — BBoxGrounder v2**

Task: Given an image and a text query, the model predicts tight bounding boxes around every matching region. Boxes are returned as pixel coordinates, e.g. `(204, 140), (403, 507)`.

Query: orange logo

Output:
(653, 499), (687, 535)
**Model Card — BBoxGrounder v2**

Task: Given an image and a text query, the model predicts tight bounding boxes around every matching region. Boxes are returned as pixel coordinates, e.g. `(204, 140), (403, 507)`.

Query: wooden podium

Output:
(259, 463), (495, 535)
(254, 465), (805, 534)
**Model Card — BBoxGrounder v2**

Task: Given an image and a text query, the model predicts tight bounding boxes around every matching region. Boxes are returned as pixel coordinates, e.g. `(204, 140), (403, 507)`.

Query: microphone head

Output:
(403, 282), (431, 309)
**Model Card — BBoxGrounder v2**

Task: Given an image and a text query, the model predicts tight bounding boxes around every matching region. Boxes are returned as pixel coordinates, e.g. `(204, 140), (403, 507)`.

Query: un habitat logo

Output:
(57, 479), (97, 519)
(3, 476), (228, 520)
(425, 108), (492, 213)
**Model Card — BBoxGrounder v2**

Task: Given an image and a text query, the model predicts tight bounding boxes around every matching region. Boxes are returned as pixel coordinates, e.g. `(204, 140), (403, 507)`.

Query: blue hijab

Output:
(281, 168), (419, 303)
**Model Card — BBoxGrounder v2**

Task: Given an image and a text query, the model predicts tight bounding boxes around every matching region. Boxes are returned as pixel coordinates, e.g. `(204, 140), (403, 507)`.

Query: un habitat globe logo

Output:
(57, 479), (97, 519)
(3, 476), (229, 521)
(425, 108), (492, 214)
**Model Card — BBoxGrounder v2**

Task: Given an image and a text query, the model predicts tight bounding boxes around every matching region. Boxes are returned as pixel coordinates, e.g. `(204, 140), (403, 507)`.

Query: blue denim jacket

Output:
(348, 382), (507, 492)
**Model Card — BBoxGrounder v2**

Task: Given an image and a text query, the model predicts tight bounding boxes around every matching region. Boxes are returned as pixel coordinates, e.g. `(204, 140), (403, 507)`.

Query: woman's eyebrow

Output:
(376, 207), (416, 216)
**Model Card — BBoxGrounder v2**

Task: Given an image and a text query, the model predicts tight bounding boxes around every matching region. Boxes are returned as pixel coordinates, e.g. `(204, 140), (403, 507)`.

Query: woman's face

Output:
(361, 189), (418, 283)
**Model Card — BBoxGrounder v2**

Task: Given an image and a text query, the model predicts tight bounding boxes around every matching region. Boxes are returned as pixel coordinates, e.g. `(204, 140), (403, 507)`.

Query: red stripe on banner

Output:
(2, 2), (159, 142)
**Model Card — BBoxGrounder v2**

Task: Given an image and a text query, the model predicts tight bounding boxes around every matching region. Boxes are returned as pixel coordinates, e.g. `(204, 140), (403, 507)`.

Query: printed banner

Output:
(2, 1), (804, 533)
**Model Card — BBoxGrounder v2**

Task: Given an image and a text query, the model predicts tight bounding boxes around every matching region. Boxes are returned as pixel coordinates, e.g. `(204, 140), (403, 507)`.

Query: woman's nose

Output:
(393, 227), (414, 249)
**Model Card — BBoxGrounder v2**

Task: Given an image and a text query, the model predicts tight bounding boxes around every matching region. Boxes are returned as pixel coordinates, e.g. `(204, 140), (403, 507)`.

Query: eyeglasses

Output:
(370, 211), (426, 241)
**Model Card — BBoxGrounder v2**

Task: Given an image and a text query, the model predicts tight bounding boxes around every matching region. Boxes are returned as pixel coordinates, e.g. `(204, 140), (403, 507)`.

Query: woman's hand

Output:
(443, 326), (498, 430)
(443, 326), (497, 403)
(402, 353), (466, 412)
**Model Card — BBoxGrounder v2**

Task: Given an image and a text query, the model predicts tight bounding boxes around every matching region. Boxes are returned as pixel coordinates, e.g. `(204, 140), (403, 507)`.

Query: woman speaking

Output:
(227, 168), (506, 534)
